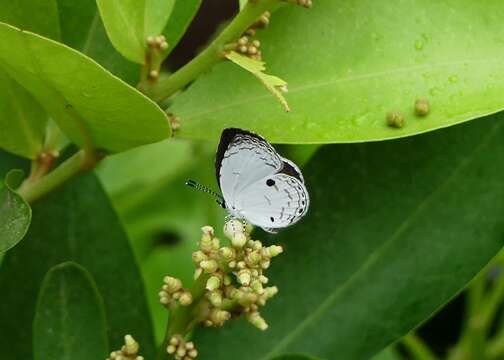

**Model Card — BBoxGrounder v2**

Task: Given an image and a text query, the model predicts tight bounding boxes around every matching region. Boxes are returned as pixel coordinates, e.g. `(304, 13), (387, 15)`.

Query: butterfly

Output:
(187, 128), (309, 233)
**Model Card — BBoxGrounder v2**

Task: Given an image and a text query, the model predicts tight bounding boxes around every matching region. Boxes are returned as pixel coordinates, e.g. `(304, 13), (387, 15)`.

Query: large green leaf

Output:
(0, 0), (60, 40)
(372, 348), (402, 360)
(0, 69), (47, 159)
(271, 355), (319, 360)
(56, 0), (139, 84)
(97, 139), (192, 195)
(172, 0), (504, 143)
(162, 0), (201, 57)
(99, 143), (225, 343)
(97, 0), (176, 63)
(0, 171), (155, 359)
(0, 22), (169, 153)
(33, 262), (108, 360)
(194, 113), (504, 359)
(0, 169), (31, 253)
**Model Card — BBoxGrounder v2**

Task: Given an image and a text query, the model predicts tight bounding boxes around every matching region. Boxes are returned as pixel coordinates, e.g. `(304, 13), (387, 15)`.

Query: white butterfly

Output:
(188, 128), (309, 233)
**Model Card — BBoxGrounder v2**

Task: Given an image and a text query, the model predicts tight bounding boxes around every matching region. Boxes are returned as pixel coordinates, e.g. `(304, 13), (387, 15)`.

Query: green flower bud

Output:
(231, 232), (247, 248)
(206, 276), (221, 291)
(238, 270), (251, 286)
(212, 237), (221, 250)
(163, 276), (182, 293)
(223, 219), (243, 239)
(246, 250), (262, 265)
(247, 312), (268, 330)
(219, 247), (235, 261)
(200, 260), (218, 273)
(264, 245), (283, 258)
(251, 279), (264, 294)
(264, 286), (278, 299)
(192, 250), (207, 263)
(124, 334), (139, 355)
(208, 290), (223, 307)
(179, 291), (193, 306)
(223, 274), (232, 286)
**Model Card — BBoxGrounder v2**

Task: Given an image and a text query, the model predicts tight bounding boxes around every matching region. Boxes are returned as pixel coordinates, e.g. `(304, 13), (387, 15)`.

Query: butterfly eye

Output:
(266, 179), (275, 186)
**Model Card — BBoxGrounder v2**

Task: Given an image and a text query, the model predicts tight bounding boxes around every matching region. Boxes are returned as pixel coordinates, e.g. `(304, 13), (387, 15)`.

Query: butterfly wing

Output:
(216, 128), (283, 209)
(236, 173), (309, 231)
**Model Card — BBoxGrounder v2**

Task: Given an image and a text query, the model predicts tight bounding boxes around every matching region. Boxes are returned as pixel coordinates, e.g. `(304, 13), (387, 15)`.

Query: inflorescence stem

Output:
(17, 150), (99, 203)
(148, 0), (280, 103)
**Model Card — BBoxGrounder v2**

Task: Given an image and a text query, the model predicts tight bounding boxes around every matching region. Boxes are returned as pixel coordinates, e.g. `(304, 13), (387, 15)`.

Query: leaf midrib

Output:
(114, 1), (145, 56)
(260, 118), (504, 359)
(180, 58), (504, 122)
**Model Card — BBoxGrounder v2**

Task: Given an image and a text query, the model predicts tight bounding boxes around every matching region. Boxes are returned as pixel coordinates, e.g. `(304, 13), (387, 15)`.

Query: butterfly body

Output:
(215, 128), (309, 233)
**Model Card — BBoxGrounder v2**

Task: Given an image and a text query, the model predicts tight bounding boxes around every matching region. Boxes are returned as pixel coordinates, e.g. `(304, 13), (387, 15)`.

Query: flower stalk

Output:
(148, 0), (281, 103)
(17, 149), (100, 203)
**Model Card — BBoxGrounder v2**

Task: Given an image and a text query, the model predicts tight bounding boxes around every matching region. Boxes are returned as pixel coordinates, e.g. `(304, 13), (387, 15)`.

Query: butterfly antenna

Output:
(186, 179), (225, 208)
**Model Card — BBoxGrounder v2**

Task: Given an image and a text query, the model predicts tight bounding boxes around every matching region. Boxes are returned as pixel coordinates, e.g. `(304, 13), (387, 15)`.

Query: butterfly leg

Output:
(241, 218), (247, 234)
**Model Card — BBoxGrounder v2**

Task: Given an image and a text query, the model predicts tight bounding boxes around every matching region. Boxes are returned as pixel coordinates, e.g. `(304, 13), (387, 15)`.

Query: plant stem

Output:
(402, 333), (439, 360)
(149, 0), (280, 103)
(17, 150), (97, 203)
(156, 274), (210, 360)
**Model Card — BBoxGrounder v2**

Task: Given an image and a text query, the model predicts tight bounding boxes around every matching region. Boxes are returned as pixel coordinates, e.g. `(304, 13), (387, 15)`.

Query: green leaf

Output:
(96, 0), (176, 63)
(162, 0), (201, 57)
(0, 169), (31, 253)
(0, 68), (48, 159)
(0, 0), (60, 40)
(173, 0), (504, 143)
(372, 348), (402, 360)
(226, 51), (290, 112)
(0, 22), (170, 153)
(56, 0), (139, 84)
(97, 139), (193, 195)
(271, 355), (319, 360)
(0, 171), (155, 359)
(33, 262), (108, 360)
(4, 169), (25, 189)
(195, 113), (504, 359)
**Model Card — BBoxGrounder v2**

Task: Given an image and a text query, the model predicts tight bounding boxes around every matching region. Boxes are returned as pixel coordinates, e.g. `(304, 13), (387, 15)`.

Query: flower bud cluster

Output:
(225, 11), (270, 60)
(106, 335), (144, 360)
(159, 276), (193, 308)
(192, 220), (282, 331)
(145, 35), (168, 80)
(146, 35), (169, 51)
(283, 0), (313, 8)
(166, 335), (198, 360)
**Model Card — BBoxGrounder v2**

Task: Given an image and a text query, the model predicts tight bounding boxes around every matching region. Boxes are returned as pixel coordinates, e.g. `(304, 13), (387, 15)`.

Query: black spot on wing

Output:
(280, 160), (303, 182)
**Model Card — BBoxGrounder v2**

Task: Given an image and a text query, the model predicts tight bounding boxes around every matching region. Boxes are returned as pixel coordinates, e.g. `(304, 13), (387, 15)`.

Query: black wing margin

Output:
(215, 128), (269, 189)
